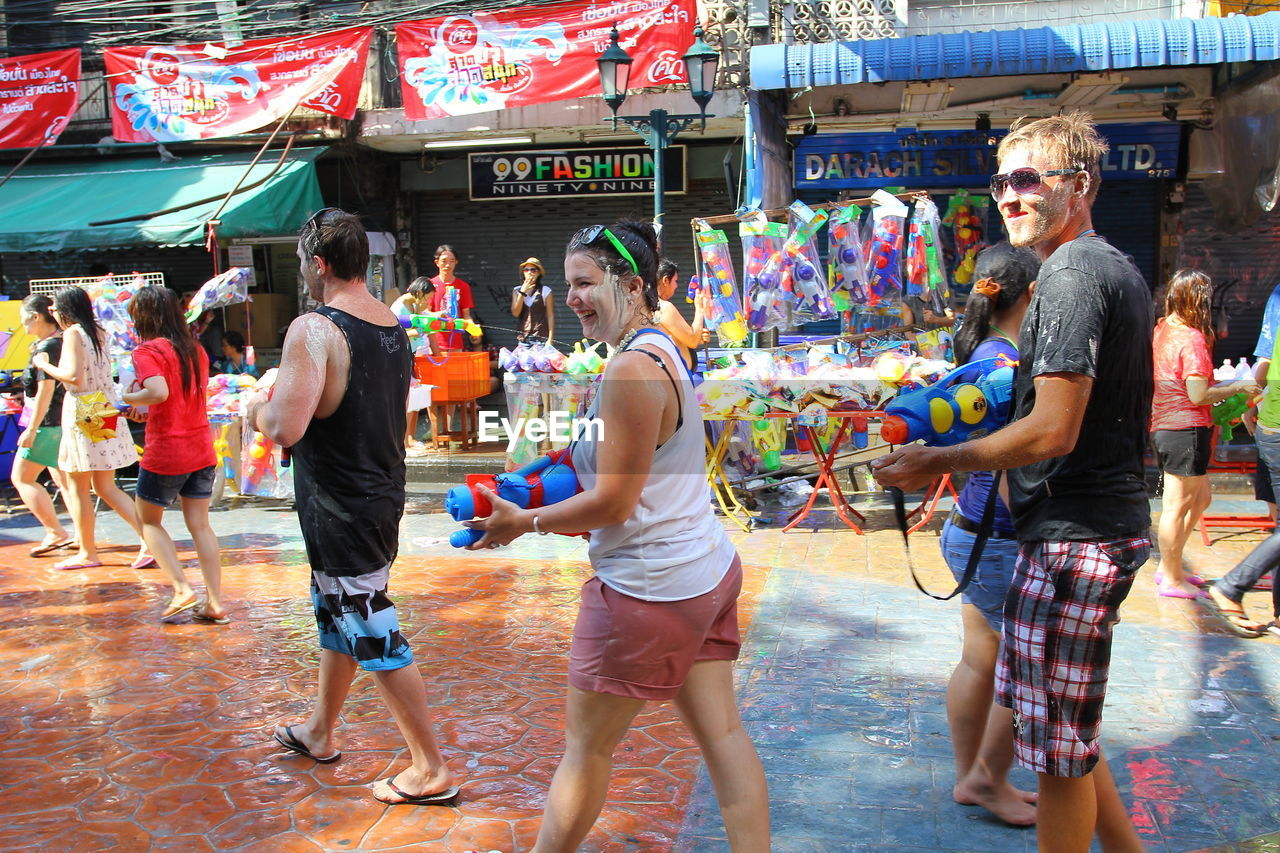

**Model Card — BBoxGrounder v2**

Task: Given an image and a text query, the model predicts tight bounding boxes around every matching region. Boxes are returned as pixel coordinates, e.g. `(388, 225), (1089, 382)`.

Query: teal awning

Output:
(0, 147), (325, 252)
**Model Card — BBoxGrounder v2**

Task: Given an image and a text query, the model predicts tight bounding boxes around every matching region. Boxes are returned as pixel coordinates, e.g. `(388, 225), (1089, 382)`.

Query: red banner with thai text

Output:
(397, 0), (695, 120)
(105, 28), (372, 142)
(0, 49), (80, 149)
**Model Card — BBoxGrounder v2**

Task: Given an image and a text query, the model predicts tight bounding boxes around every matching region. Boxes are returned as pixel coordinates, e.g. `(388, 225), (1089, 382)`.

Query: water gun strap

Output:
(888, 469), (1003, 601)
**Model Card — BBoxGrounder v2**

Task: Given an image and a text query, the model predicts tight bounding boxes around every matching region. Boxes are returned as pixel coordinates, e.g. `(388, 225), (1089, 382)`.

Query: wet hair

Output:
(52, 285), (106, 359)
(997, 111), (1108, 201)
(953, 242), (1040, 364)
(222, 330), (246, 353)
(407, 275), (436, 298)
(565, 219), (661, 312)
(1164, 268), (1214, 348)
(299, 208), (369, 282)
(20, 293), (56, 326)
(434, 244), (456, 261)
(657, 258), (678, 281)
(129, 287), (199, 394)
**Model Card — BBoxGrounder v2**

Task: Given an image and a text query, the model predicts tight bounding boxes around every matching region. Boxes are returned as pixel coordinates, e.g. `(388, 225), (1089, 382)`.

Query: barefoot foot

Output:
(954, 779), (1038, 826)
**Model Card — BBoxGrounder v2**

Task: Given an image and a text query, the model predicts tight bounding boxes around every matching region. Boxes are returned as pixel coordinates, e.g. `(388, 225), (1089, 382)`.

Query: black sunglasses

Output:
(569, 225), (639, 275)
(989, 167), (1084, 201)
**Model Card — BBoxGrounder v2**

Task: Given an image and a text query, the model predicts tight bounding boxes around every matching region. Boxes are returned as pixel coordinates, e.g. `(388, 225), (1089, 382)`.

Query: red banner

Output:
(0, 49), (80, 149)
(105, 28), (372, 142)
(397, 0), (695, 120)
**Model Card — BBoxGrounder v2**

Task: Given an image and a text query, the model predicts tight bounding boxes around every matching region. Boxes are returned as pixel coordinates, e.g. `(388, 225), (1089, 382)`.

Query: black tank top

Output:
(292, 306), (411, 576)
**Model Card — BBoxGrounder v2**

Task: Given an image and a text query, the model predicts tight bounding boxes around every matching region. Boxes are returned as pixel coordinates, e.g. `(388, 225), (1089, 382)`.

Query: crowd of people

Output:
(7, 110), (1280, 852)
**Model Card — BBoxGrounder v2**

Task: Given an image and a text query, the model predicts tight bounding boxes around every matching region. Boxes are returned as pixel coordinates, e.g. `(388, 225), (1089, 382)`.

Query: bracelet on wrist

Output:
(533, 515), (548, 535)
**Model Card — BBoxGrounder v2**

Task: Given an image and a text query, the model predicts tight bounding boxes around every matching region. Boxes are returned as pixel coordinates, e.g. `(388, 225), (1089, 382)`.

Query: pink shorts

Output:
(568, 553), (743, 700)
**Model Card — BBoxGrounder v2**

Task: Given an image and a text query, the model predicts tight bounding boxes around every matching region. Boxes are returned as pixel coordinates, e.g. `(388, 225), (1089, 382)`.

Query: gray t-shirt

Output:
(1008, 236), (1154, 542)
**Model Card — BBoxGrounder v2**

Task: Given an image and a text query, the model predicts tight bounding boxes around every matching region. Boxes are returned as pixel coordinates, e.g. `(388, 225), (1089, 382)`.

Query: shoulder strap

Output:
(631, 348), (684, 431)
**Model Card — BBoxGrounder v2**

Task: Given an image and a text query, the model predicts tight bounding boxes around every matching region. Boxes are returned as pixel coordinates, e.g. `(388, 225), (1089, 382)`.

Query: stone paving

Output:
(1, 488), (1278, 851)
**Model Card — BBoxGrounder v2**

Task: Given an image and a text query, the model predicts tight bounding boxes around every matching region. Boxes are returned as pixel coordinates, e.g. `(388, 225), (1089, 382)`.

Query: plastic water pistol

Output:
(781, 204), (831, 314)
(444, 448), (583, 548)
(695, 228), (748, 344)
(399, 313), (481, 338)
(879, 356), (1016, 446)
(1212, 392), (1261, 442)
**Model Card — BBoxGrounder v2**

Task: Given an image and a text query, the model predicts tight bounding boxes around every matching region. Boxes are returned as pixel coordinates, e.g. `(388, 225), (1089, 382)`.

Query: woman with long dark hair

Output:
(31, 285), (150, 571)
(466, 219), (769, 850)
(12, 294), (72, 556)
(122, 287), (225, 623)
(941, 243), (1040, 826)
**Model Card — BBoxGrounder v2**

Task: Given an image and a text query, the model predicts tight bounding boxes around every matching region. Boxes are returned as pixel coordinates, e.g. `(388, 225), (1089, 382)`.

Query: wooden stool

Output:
(429, 399), (480, 449)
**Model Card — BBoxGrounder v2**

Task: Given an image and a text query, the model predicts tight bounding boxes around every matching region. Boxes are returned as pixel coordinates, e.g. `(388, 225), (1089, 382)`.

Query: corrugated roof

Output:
(751, 11), (1280, 89)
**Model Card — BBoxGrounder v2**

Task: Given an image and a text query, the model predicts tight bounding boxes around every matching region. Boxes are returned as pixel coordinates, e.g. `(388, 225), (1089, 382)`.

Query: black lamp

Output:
(682, 24), (720, 115)
(595, 25), (634, 118)
(975, 112), (991, 133)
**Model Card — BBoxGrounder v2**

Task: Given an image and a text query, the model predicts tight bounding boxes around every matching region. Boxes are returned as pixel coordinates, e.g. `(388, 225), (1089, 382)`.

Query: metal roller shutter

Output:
(412, 178), (732, 352)
(1090, 181), (1162, 292)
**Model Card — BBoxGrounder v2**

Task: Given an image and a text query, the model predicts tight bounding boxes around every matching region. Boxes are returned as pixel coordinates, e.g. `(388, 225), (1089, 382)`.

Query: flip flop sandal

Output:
(159, 598), (199, 623)
(54, 559), (104, 571)
(1204, 596), (1266, 638)
(30, 538), (74, 557)
(373, 778), (461, 807)
(273, 724), (341, 763)
(192, 607), (231, 625)
(130, 555), (158, 570)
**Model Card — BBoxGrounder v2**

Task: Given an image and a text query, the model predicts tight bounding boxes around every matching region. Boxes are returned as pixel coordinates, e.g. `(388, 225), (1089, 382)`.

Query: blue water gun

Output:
(879, 356), (1016, 446)
(444, 448), (582, 547)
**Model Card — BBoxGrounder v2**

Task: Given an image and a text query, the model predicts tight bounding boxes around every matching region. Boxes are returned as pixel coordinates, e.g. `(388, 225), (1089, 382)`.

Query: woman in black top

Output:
(13, 294), (73, 556)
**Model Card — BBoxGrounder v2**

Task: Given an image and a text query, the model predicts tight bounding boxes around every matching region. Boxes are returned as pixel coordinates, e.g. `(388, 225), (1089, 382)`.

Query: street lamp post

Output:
(595, 24), (719, 246)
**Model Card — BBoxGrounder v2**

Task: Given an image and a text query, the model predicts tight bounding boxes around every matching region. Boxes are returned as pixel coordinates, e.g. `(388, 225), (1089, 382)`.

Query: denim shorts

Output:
(940, 517), (1021, 632)
(135, 465), (217, 507)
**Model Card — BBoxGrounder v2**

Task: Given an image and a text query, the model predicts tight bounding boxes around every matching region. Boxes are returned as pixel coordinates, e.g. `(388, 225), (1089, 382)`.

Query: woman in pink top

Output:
(1150, 270), (1256, 597)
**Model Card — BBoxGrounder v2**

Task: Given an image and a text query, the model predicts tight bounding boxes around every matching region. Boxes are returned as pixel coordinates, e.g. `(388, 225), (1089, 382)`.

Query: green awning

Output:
(0, 147), (325, 252)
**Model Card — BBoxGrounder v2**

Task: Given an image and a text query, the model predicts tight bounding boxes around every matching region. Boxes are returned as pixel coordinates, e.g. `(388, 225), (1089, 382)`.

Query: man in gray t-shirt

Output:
(875, 113), (1151, 852)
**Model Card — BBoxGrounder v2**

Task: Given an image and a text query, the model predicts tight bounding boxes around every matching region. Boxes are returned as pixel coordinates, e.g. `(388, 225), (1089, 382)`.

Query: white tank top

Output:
(572, 330), (735, 601)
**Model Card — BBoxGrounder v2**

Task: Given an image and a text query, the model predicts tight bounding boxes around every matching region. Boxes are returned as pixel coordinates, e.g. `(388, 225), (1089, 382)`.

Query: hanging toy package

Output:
(739, 211), (789, 332)
(783, 201), (834, 323)
(829, 203), (869, 307)
(695, 225), (749, 345)
(866, 190), (909, 307)
(943, 190), (989, 287)
(905, 196), (951, 315)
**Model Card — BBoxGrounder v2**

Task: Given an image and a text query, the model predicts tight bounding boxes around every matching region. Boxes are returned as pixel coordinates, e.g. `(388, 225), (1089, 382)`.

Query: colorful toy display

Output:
(400, 313), (481, 339)
(867, 191), (909, 305)
(184, 267), (252, 324)
(85, 272), (146, 366)
(783, 201), (834, 322)
(445, 448), (582, 547)
(905, 197), (951, 314)
(740, 213), (789, 332)
(879, 356), (1015, 446)
(943, 190), (989, 286)
(829, 204), (869, 305)
(695, 227), (749, 345)
(751, 418), (785, 471)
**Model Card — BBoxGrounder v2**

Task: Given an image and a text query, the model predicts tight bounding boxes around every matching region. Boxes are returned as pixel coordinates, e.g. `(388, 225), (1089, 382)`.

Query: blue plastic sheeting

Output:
(751, 12), (1280, 90)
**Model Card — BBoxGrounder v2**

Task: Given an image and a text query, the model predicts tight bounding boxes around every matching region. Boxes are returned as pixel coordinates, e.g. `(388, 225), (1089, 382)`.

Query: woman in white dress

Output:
(31, 286), (152, 571)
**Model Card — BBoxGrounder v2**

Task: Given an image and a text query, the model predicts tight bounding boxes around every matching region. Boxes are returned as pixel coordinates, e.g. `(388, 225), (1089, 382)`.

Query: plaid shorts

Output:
(995, 536), (1150, 777)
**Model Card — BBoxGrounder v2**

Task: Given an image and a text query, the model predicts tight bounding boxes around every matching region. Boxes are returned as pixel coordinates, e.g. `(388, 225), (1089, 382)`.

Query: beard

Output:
(1005, 190), (1070, 249)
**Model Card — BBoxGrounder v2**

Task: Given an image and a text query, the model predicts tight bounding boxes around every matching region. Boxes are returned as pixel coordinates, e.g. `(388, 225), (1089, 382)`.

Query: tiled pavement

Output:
(1, 489), (1278, 852)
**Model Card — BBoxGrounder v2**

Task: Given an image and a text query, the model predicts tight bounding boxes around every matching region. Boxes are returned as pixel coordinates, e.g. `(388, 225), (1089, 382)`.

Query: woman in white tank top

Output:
(466, 220), (769, 852)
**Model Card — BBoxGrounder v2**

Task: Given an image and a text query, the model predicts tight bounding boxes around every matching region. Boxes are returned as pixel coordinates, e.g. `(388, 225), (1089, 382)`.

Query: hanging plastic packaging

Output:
(784, 201), (834, 322)
(905, 197), (951, 314)
(866, 190), (908, 306)
(739, 212), (789, 332)
(943, 190), (990, 286)
(829, 203), (869, 306)
(695, 226), (749, 345)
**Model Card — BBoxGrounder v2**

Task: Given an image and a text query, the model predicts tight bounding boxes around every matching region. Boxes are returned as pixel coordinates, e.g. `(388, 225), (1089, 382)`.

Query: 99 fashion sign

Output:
(397, 0), (695, 120)
(104, 28), (372, 142)
(469, 146), (686, 201)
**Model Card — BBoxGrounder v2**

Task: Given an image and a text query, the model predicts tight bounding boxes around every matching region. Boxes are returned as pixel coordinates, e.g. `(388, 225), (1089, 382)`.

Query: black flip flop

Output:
(273, 724), (341, 763)
(374, 778), (461, 807)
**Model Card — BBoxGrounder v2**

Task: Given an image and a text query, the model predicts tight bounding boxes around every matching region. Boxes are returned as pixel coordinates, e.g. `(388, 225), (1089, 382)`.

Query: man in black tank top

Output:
(247, 209), (459, 806)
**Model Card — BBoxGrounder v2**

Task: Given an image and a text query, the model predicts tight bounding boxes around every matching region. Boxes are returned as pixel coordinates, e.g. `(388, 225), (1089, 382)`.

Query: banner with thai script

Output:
(0, 49), (79, 149)
(105, 28), (372, 142)
(397, 0), (695, 120)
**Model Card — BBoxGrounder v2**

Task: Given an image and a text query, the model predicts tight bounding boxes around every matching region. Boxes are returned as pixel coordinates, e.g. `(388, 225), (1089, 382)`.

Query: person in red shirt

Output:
(1150, 270), (1257, 598)
(426, 244), (481, 443)
(122, 287), (227, 624)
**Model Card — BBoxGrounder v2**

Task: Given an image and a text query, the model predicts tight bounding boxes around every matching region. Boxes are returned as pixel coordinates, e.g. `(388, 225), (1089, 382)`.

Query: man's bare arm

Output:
(248, 314), (338, 447)
(872, 373), (1093, 491)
